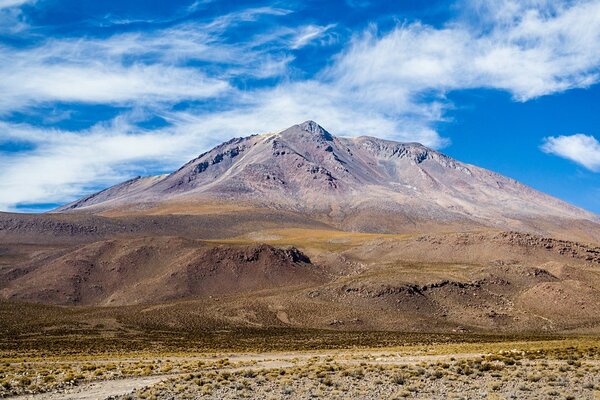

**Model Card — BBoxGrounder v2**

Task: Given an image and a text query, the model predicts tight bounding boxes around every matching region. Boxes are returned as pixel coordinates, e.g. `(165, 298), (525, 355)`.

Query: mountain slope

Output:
(55, 121), (599, 242)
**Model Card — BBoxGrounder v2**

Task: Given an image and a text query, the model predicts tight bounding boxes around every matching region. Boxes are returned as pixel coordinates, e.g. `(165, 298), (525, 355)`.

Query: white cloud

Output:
(0, 117), (229, 211)
(290, 24), (337, 49)
(0, 11), (335, 112)
(0, 61), (230, 109)
(331, 0), (600, 101)
(541, 134), (600, 172)
(0, 0), (33, 33)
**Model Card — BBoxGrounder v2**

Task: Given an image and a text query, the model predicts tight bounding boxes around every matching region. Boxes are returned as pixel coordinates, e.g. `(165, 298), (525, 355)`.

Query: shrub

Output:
(391, 374), (406, 385)
(242, 370), (256, 379)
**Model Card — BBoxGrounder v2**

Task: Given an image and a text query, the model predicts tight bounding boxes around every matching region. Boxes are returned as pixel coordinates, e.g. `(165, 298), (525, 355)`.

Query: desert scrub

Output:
(4, 337), (600, 398)
(344, 367), (365, 379)
(109, 354), (600, 400)
(391, 373), (407, 385)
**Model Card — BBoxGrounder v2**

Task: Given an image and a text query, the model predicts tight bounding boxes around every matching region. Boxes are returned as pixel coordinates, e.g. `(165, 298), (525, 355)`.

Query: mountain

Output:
(56, 120), (599, 242)
(3, 121), (600, 333)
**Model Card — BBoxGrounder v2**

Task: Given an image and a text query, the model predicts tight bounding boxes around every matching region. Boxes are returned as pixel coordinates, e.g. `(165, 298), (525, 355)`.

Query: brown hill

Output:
(2, 229), (600, 333)
(0, 237), (321, 306)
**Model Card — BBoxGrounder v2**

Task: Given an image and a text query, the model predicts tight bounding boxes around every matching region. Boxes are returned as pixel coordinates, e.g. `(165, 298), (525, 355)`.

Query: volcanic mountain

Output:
(56, 120), (599, 242)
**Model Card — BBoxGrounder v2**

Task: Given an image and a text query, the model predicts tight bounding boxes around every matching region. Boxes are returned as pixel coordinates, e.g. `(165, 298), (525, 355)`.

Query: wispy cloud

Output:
(205, 6), (291, 30)
(0, 8), (332, 113)
(96, 0), (217, 27)
(0, 60), (230, 110)
(542, 134), (600, 172)
(290, 24), (337, 49)
(0, 117), (218, 210)
(0, 0), (34, 33)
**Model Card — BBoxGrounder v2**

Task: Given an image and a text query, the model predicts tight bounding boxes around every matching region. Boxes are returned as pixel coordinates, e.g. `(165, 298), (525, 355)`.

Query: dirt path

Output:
(10, 375), (176, 400)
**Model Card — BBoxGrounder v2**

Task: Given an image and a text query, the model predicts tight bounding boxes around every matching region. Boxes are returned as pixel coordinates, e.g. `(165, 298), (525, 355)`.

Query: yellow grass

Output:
(208, 228), (414, 251)
(100, 201), (259, 217)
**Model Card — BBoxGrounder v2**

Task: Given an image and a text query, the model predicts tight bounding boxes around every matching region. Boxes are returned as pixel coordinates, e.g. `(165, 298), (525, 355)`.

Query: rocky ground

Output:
(121, 353), (599, 400)
(3, 339), (600, 400)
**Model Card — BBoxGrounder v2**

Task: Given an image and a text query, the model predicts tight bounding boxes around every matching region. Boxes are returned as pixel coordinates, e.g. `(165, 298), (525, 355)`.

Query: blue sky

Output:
(0, 0), (599, 213)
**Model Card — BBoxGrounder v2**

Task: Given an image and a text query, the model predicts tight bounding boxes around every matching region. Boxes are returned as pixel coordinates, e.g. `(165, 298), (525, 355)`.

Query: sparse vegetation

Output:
(103, 343), (600, 400)
(1, 327), (599, 398)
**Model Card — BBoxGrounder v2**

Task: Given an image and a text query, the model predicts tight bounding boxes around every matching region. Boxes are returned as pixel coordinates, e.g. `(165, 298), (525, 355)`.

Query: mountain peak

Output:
(285, 120), (334, 141)
(298, 120), (324, 133)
